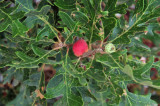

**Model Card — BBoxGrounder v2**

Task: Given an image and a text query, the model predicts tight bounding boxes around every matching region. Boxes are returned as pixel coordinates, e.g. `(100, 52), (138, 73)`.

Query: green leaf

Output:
(147, 23), (160, 36)
(54, 92), (83, 106)
(24, 16), (46, 29)
(31, 45), (57, 57)
(88, 80), (122, 105)
(24, 5), (51, 29)
(54, 0), (76, 10)
(109, 4), (127, 17)
(102, 17), (117, 38)
(42, 74), (64, 98)
(93, 0), (102, 12)
(0, 7), (25, 32)
(12, 20), (28, 37)
(14, 49), (61, 69)
(105, 0), (117, 12)
(15, 0), (34, 12)
(135, 0), (145, 13)
(0, 1), (11, 8)
(106, 0), (127, 17)
(77, 87), (97, 101)
(72, 11), (89, 25)
(122, 65), (135, 81)
(16, 51), (36, 62)
(120, 90), (157, 106)
(36, 26), (50, 41)
(82, 0), (95, 19)
(45, 74), (84, 106)
(96, 50), (127, 68)
(129, 39), (151, 55)
(110, 0), (160, 44)
(122, 64), (160, 89)
(111, 26), (145, 44)
(96, 54), (118, 68)
(153, 61), (160, 70)
(0, 46), (17, 68)
(8, 62), (39, 69)
(6, 88), (33, 106)
(24, 72), (42, 88)
(26, 5), (51, 16)
(134, 56), (154, 79)
(3, 68), (23, 84)
(87, 69), (105, 82)
(59, 11), (76, 30)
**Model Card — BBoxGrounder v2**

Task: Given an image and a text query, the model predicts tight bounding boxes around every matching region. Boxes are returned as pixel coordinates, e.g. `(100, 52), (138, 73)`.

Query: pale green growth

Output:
(105, 43), (116, 53)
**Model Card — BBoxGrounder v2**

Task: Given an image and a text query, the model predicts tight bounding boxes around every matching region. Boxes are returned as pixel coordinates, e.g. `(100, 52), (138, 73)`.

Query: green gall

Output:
(105, 43), (116, 53)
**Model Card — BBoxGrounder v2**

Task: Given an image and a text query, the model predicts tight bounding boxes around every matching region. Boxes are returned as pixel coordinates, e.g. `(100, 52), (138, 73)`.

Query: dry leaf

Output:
(35, 90), (44, 99)
(0, 84), (4, 88)
(41, 86), (44, 92)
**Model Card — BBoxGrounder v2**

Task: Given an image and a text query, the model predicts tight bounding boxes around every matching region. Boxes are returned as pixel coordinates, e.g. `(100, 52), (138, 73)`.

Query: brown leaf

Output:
(41, 86), (45, 92)
(35, 90), (44, 99)
(0, 84), (4, 88)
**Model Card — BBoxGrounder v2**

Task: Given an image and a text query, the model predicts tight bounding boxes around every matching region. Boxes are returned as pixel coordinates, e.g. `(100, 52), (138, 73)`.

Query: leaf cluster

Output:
(0, 0), (160, 105)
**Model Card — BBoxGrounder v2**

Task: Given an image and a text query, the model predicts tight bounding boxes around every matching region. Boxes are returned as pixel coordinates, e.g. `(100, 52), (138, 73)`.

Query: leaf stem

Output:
(64, 22), (78, 44)
(89, 17), (96, 49)
(102, 69), (117, 95)
(36, 15), (62, 43)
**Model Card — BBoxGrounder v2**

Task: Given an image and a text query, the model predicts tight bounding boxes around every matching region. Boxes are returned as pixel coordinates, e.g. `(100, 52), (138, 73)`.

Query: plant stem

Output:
(89, 17), (96, 49)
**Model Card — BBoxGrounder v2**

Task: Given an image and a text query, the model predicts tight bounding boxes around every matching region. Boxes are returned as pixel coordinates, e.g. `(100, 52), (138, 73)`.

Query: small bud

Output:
(115, 13), (122, 19)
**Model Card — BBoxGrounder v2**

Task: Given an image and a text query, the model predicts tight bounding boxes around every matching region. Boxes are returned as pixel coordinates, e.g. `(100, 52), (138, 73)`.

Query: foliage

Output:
(0, 0), (160, 105)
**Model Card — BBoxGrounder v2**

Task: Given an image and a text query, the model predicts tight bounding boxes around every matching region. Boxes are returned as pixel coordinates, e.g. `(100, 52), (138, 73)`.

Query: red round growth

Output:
(72, 39), (88, 57)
